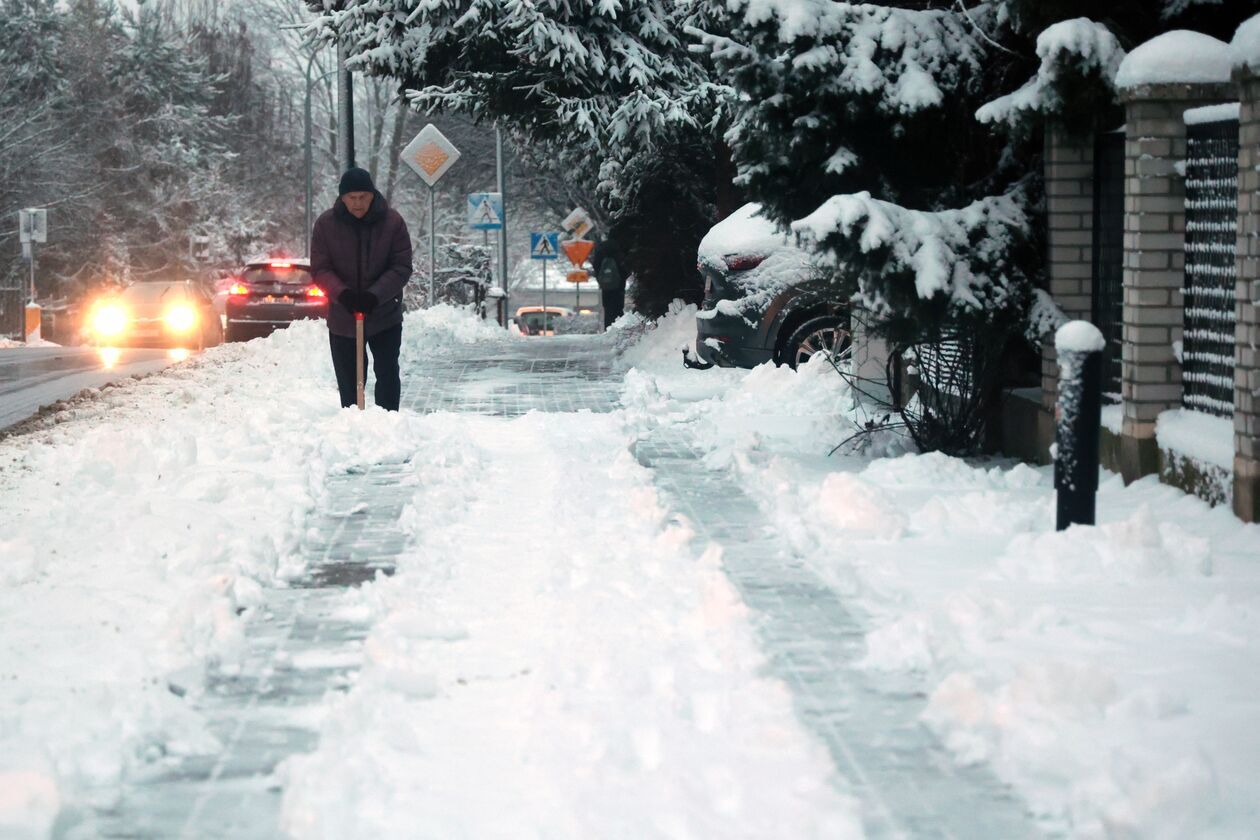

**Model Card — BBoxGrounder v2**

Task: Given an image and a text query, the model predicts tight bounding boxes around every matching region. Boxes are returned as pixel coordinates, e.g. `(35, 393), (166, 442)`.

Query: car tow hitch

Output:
(681, 344), (716, 370)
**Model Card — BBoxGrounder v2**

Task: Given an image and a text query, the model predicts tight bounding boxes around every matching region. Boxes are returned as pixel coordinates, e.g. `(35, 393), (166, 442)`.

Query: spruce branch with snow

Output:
(976, 18), (1126, 136)
(792, 186), (1036, 345)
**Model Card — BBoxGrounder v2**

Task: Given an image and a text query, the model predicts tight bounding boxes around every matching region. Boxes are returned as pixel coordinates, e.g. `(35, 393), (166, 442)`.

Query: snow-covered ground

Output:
(1, 303), (1257, 837)
(619, 305), (1260, 838)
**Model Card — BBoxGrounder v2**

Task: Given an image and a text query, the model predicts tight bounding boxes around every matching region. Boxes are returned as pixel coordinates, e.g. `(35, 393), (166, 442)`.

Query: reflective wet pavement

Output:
(62, 333), (1034, 838)
(0, 347), (179, 432)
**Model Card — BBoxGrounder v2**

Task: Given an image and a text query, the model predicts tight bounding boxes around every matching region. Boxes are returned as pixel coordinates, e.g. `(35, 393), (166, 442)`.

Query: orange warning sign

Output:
(561, 239), (594, 266)
(565, 270), (589, 284)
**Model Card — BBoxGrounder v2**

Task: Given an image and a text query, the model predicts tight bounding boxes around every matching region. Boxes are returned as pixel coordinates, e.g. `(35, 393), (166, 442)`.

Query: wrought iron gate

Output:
(1091, 129), (1125, 403)
(1182, 116), (1238, 418)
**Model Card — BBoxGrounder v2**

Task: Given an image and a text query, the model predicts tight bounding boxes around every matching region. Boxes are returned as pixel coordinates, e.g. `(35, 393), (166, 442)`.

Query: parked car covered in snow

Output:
(692, 203), (850, 369)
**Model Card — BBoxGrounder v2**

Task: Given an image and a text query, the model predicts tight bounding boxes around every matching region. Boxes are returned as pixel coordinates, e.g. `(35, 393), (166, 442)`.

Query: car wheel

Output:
(782, 315), (851, 370)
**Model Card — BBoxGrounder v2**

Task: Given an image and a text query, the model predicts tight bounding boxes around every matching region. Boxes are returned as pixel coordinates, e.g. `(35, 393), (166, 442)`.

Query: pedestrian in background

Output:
(591, 237), (626, 328)
(310, 168), (413, 410)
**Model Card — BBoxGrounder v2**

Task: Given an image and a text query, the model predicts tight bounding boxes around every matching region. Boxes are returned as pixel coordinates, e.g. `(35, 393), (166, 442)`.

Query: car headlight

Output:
(92, 304), (128, 338)
(165, 304), (198, 332)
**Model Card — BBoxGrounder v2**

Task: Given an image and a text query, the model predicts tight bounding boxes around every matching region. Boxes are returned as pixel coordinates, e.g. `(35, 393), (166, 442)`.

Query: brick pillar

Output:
(1038, 123), (1096, 462)
(1236, 69), (1260, 522)
(1117, 82), (1234, 482)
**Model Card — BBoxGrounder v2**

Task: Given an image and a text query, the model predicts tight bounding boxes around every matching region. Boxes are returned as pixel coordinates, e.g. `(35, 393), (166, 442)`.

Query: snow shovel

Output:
(355, 312), (366, 410)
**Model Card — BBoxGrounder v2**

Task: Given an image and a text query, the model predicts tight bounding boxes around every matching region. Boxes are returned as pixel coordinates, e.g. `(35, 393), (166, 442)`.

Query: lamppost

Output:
(283, 22), (355, 245)
(304, 48), (338, 241)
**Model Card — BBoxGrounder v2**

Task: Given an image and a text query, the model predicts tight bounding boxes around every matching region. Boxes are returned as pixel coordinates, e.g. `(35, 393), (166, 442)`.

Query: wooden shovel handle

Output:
(355, 313), (366, 410)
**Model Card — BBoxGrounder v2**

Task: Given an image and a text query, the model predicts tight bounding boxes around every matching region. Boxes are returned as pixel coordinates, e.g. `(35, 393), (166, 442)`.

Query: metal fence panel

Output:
(0, 284), (23, 339)
(1183, 118), (1238, 418)
(1091, 130), (1125, 404)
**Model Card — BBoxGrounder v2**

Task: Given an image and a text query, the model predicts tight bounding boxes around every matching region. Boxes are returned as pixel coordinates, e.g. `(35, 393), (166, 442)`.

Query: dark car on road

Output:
(693, 203), (850, 369)
(224, 259), (326, 342)
(84, 279), (222, 350)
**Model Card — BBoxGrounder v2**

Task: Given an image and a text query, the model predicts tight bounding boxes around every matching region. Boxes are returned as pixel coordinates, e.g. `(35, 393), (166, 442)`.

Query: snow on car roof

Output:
(697, 203), (798, 268)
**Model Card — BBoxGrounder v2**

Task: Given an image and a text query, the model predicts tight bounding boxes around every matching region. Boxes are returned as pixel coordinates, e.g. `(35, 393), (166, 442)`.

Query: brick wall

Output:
(1118, 82), (1234, 482)
(1038, 124), (1096, 461)
(1236, 71), (1260, 522)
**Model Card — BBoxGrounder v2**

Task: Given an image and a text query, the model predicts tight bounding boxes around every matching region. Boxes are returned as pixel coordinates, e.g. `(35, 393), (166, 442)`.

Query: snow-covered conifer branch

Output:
(976, 18), (1125, 131)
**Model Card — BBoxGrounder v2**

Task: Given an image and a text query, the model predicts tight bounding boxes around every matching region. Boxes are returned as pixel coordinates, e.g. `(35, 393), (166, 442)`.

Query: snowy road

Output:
(0, 346), (177, 432)
(2, 307), (1258, 838)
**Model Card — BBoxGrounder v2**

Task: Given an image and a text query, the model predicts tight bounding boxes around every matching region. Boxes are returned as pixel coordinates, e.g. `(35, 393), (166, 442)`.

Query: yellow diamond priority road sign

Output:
(401, 124), (461, 187)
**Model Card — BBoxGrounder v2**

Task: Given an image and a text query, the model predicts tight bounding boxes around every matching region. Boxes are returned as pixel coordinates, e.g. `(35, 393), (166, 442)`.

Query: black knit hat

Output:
(338, 167), (375, 196)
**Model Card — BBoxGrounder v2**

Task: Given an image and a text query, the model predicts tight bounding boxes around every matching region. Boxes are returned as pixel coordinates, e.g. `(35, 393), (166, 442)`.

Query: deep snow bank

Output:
(0, 306), (504, 835)
(615, 301), (1260, 836)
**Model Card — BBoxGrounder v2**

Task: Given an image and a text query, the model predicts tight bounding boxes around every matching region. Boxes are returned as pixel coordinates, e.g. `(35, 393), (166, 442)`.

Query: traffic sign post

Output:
(530, 232), (560, 327)
(561, 207), (593, 239)
(401, 124), (461, 305)
(19, 209), (47, 342)
(561, 238), (594, 313)
(468, 193), (503, 231)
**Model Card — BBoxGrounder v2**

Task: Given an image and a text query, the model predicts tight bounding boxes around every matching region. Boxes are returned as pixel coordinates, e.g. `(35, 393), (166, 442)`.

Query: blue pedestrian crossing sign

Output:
(530, 232), (560, 260)
(468, 192), (503, 230)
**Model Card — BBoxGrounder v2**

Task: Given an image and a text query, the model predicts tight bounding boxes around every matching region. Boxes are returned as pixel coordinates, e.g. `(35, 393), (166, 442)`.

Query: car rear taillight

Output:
(723, 254), (767, 272)
(270, 261), (292, 269)
(306, 286), (326, 298)
(229, 282), (249, 296)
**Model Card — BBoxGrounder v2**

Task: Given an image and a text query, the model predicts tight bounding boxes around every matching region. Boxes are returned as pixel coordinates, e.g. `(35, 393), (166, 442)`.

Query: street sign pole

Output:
(400, 124), (461, 308)
(337, 42), (355, 170)
(496, 126), (508, 327)
(429, 186), (436, 305)
(19, 209), (47, 341)
(542, 259), (547, 323)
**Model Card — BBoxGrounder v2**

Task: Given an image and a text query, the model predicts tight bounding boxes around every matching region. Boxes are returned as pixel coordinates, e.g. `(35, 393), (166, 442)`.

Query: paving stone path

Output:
(65, 333), (1035, 838)
(636, 427), (1035, 838)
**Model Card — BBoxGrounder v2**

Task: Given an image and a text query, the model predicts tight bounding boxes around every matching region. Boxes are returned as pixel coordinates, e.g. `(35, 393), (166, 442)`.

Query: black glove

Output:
(358, 291), (378, 315)
(337, 289), (360, 312)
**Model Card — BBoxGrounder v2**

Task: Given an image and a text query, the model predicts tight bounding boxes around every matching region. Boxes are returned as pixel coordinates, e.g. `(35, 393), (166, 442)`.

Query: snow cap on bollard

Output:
(1054, 320), (1105, 355)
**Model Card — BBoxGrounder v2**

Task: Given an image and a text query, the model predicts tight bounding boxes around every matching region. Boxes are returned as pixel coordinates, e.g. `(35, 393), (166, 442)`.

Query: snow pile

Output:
(998, 507), (1212, 581)
(0, 336), (59, 349)
(694, 437), (1260, 837)
(977, 19), (1125, 127)
(1234, 14), (1260, 74)
(1156, 407), (1235, 471)
(613, 300), (702, 372)
(1114, 31), (1233, 89)
(280, 409), (863, 838)
(0, 309), (506, 834)
(401, 303), (510, 355)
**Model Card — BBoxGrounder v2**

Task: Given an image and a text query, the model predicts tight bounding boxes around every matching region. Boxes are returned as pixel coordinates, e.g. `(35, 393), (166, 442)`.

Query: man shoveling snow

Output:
(311, 167), (413, 411)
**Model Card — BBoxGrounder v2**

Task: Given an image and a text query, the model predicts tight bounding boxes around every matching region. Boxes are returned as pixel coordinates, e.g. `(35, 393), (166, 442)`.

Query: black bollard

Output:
(1054, 323), (1104, 530)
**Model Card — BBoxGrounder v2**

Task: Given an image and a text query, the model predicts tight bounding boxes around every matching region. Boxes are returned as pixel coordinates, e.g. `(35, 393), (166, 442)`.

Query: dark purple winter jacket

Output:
(310, 192), (413, 337)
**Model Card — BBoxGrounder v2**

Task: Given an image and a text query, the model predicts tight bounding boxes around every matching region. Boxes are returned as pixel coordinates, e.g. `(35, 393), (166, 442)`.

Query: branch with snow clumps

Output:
(791, 189), (1032, 330)
(977, 18), (1125, 129)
